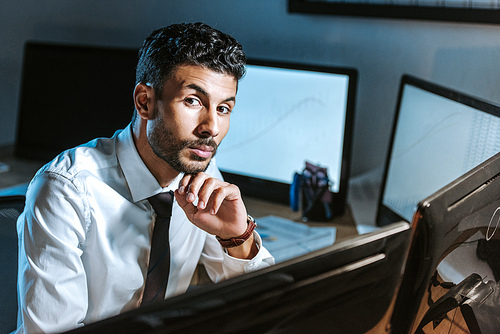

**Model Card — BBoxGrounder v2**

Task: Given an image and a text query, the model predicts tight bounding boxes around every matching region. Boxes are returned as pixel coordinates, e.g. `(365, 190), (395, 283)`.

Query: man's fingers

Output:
(175, 175), (247, 238)
(180, 173), (210, 204)
(174, 189), (196, 216)
(206, 187), (225, 215)
(178, 174), (193, 195)
(178, 173), (231, 210)
(177, 172), (243, 218)
(197, 178), (221, 211)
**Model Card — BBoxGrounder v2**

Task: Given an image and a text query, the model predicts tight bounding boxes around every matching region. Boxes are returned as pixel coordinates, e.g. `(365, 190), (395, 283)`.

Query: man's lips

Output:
(189, 145), (214, 159)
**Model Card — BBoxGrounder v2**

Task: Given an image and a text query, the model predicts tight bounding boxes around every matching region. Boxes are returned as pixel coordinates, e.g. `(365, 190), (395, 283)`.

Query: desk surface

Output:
(0, 156), (44, 189)
(243, 195), (357, 243)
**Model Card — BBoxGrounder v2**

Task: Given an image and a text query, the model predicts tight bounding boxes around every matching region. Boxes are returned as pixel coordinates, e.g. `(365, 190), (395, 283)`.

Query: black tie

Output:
(142, 191), (174, 305)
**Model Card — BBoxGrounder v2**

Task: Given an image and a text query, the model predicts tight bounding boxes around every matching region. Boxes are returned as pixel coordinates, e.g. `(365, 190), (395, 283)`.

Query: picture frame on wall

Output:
(288, 0), (500, 24)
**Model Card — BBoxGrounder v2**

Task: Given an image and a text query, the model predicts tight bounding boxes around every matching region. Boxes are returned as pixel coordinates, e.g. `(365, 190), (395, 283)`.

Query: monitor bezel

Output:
(376, 74), (500, 227)
(64, 221), (410, 334)
(390, 150), (500, 333)
(221, 59), (358, 217)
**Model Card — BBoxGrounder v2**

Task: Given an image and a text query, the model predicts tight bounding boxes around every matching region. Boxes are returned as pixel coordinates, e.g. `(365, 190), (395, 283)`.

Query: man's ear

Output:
(134, 83), (155, 120)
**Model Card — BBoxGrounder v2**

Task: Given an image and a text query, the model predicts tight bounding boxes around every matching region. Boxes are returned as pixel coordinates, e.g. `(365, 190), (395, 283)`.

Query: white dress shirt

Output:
(15, 124), (274, 333)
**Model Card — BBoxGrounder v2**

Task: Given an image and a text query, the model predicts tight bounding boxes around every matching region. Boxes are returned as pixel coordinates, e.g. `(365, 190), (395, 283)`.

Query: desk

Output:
(244, 195), (358, 243)
(0, 149), (44, 190)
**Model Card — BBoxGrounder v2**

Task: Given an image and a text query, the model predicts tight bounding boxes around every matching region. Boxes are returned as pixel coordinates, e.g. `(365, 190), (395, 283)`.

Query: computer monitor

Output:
(217, 60), (357, 215)
(377, 75), (500, 227)
(391, 151), (500, 333)
(15, 42), (138, 162)
(65, 221), (410, 334)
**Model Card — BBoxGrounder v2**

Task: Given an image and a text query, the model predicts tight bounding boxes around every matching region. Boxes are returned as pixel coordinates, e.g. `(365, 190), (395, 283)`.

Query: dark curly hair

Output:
(135, 22), (246, 99)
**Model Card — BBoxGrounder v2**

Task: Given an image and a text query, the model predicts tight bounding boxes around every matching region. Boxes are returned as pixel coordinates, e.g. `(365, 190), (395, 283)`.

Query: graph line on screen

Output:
(391, 111), (462, 160)
(220, 96), (326, 153)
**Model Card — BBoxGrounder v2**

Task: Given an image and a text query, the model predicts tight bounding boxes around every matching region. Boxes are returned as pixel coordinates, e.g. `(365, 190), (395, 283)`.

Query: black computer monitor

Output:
(217, 60), (357, 215)
(65, 222), (410, 334)
(391, 151), (500, 333)
(377, 75), (500, 227)
(15, 42), (138, 162)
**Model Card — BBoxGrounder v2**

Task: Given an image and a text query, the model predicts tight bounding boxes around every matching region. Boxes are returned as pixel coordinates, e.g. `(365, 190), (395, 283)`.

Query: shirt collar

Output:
(116, 124), (183, 202)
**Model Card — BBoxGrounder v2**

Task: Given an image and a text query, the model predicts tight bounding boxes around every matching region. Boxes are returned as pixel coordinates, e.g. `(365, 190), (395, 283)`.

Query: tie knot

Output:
(148, 191), (174, 217)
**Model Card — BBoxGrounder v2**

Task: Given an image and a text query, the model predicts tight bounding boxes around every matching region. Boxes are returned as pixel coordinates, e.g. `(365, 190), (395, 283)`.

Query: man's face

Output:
(147, 65), (237, 174)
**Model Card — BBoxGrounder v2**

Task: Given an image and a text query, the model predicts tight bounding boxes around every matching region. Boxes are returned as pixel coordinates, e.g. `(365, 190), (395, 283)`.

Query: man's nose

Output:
(196, 108), (219, 138)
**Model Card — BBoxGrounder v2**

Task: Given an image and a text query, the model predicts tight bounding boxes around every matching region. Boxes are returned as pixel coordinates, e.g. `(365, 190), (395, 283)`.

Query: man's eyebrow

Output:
(186, 83), (235, 103)
(187, 83), (208, 97)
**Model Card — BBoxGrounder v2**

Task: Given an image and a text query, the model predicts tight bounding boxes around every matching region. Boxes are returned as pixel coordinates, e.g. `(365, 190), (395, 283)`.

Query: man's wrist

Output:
(216, 215), (257, 248)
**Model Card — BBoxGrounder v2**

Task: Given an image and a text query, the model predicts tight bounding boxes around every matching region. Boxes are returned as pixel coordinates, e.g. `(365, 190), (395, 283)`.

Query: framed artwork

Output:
(288, 0), (500, 24)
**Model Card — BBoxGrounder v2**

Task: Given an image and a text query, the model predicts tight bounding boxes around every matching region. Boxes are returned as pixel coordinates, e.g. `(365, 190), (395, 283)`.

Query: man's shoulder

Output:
(38, 132), (122, 179)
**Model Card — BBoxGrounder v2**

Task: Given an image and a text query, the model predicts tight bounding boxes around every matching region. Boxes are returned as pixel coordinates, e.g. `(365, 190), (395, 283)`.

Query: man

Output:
(16, 22), (274, 333)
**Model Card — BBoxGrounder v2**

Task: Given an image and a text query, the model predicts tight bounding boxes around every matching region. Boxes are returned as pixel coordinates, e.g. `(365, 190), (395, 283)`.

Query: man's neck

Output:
(132, 121), (179, 188)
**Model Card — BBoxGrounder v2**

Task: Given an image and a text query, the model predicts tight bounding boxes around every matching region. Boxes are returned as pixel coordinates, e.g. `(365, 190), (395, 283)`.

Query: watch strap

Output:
(216, 215), (257, 248)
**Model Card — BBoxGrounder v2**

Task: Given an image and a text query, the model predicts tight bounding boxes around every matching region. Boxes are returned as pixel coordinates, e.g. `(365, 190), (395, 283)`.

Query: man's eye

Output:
(218, 106), (231, 114)
(185, 98), (201, 106)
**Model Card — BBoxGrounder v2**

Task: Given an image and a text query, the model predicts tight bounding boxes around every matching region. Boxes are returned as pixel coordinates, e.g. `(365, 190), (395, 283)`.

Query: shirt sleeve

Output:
(16, 171), (89, 333)
(200, 231), (275, 283)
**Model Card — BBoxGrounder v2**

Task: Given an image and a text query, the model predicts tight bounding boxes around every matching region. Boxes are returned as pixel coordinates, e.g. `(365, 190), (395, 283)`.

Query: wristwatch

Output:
(216, 215), (257, 248)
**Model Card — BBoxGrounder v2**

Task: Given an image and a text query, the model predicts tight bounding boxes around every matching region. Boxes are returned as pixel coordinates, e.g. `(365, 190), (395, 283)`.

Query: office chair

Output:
(0, 195), (25, 333)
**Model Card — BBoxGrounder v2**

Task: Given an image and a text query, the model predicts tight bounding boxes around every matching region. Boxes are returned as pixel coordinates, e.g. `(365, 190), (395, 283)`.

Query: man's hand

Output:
(174, 172), (249, 240)
(175, 172), (258, 259)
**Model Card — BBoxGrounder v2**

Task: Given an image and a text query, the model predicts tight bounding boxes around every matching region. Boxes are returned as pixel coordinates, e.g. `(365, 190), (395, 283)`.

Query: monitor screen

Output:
(217, 60), (357, 214)
(15, 42), (138, 162)
(377, 75), (500, 226)
(64, 222), (410, 334)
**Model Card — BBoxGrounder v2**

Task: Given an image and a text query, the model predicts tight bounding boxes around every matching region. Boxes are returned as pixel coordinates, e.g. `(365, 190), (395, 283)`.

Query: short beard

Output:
(147, 112), (218, 174)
